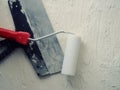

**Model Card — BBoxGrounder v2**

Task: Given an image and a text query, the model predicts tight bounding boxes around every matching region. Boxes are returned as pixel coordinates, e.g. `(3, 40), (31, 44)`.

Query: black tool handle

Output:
(0, 39), (17, 63)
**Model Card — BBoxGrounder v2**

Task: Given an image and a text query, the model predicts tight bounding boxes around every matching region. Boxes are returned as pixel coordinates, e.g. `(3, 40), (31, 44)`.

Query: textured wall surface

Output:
(0, 0), (120, 90)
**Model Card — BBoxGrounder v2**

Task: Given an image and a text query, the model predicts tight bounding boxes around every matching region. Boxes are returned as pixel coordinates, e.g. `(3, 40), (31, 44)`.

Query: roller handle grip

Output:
(0, 28), (30, 45)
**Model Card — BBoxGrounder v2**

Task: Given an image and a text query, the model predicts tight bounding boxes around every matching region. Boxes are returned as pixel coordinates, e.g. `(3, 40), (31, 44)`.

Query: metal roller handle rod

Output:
(28, 30), (74, 41)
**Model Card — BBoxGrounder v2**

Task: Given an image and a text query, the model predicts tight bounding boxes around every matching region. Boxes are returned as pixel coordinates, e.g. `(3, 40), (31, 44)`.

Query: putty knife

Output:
(8, 0), (64, 77)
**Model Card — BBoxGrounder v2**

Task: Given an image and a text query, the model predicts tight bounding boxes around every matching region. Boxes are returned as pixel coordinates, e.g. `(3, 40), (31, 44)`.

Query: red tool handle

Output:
(0, 28), (30, 45)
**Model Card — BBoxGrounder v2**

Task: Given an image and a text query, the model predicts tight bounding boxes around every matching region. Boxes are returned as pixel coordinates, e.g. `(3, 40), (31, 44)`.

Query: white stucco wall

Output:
(0, 0), (120, 90)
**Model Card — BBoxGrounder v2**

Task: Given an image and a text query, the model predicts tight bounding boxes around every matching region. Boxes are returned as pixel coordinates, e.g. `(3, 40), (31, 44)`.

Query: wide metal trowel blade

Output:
(8, 0), (63, 77)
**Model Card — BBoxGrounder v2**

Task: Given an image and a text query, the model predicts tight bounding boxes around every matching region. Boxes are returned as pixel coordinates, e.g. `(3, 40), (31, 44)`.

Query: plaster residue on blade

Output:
(19, 0), (64, 74)
(8, 0), (50, 76)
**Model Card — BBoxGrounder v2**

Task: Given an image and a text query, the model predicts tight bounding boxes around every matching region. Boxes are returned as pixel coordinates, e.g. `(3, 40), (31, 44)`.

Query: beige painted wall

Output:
(0, 0), (120, 90)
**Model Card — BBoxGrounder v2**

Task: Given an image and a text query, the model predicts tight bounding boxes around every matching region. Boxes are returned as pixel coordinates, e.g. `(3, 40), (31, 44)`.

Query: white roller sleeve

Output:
(61, 35), (80, 76)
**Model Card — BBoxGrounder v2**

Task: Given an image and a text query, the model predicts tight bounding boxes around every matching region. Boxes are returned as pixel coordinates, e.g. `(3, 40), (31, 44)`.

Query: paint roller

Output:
(61, 35), (80, 76)
(0, 28), (80, 76)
